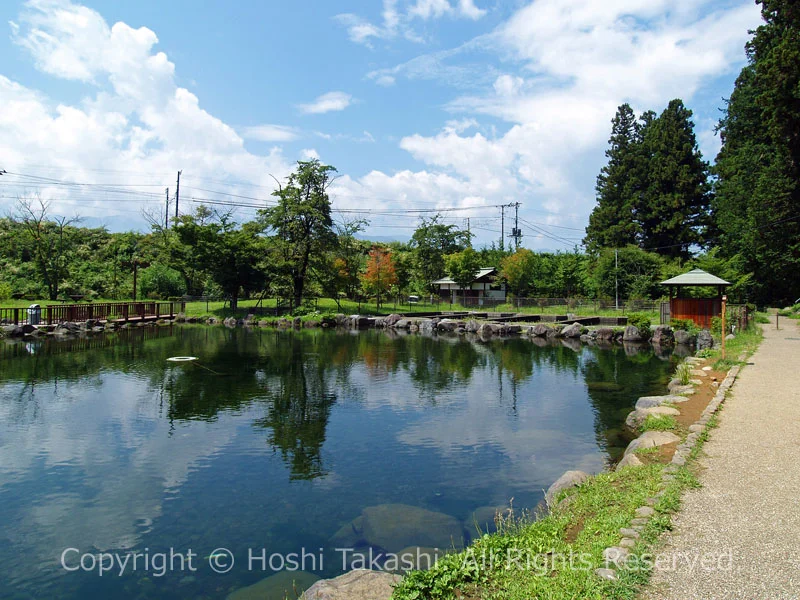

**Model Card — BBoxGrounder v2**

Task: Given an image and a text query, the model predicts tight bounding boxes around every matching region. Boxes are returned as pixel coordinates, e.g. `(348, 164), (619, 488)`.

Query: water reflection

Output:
(0, 327), (674, 599)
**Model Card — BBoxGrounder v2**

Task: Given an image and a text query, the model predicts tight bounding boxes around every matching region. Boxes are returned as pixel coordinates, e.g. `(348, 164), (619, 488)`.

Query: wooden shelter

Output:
(660, 269), (730, 328)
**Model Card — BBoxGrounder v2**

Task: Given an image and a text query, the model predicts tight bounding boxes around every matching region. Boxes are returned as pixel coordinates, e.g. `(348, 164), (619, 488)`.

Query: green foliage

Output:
(410, 215), (470, 293)
(713, 0), (800, 305)
(675, 362), (693, 385)
(627, 313), (652, 337)
(586, 100), (712, 259)
(670, 318), (699, 334)
(641, 414), (678, 432)
(593, 246), (664, 301)
(139, 263), (185, 300)
(445, 247), (481, 291)
(0, 281), (11, 301)
(259, 159), (337, 307)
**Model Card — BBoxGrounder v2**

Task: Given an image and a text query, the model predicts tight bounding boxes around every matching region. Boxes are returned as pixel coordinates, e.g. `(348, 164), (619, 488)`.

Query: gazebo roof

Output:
(660, 268), (730, 287)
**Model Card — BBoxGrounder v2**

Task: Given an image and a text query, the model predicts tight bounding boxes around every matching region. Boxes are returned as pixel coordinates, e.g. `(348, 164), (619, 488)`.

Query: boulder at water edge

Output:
(651, 326), (674, 345)
(697, 329), (714, 350)
(561, 322), (585, 338)
(634, 395), (689, 410)
(622, 325), (644, 342)
(623, 431), (680, 456)
(358, 504), (464, 553)
(624, 406), (681, 429)
(545, 470), (590, 507)
(302, 569), (401, 600)
(227, 570), (320, 600)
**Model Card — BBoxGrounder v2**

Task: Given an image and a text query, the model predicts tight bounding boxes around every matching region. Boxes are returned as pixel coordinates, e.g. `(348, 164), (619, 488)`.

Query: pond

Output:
(0, 326), (674, 599)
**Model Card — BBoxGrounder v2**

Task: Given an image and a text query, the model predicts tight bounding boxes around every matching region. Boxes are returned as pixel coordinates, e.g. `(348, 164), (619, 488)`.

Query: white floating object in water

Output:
(167, 356), (198, 363)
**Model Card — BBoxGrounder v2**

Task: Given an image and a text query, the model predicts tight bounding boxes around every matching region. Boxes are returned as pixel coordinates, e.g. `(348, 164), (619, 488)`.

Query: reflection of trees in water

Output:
(581, 344), (674, 461)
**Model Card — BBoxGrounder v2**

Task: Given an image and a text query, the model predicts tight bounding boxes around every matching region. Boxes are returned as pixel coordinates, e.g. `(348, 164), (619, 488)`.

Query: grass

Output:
(640, 414), (679, 432)
(391, 461), (707, 600)
(1, 296), (658, 321)
(710, 323), (763, 370)
(674, 362), (693, 385)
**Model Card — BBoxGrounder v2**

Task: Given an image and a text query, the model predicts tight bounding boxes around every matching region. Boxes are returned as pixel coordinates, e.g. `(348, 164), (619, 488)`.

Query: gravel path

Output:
(643, 318), (800, 600)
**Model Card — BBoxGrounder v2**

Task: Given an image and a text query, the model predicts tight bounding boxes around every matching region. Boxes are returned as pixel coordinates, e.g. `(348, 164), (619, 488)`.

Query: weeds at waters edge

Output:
(392, 465), (678, 600)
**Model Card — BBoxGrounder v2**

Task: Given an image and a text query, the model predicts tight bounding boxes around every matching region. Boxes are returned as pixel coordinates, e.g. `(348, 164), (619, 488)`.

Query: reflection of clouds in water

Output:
(0, 374), (247, 578)
(396, 368), (606, 490)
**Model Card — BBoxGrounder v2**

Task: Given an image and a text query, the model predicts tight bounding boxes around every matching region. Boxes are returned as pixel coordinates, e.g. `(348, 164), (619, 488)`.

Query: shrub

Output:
(0, 281), (11, 301)
(139, 264), (185, 300)
(670, 318), (697, 332)
(628, 312), (652, 338)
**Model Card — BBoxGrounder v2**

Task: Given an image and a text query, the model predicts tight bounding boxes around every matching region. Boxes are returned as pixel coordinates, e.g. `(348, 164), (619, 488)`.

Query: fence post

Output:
(13, 308), (19, 325)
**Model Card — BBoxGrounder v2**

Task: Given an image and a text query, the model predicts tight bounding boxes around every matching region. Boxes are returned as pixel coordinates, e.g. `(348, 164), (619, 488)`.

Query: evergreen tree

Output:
(638, 99), (712, 259)
(585, 104), (641, 252)
(713, 0), (800, 305)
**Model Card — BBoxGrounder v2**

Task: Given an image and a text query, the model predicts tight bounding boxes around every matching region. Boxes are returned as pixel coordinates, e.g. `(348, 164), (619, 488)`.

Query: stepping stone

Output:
(625, 406), (681, 429)
(624, 431), (681, 456)
(635, 395), (689, 410)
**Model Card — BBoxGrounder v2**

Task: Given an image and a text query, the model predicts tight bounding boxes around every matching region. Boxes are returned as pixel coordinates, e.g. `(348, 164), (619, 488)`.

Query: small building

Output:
(432, 267), (507, 306)
(660, 268), (730, 328)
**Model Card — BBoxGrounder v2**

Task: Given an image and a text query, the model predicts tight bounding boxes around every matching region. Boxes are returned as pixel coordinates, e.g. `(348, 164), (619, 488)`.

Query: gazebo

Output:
(660, 268), (730, 328)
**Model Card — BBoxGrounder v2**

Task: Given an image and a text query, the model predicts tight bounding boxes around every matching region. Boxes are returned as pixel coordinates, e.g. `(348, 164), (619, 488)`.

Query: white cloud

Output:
(242, 124), (300, 142)
(1, 0), (296, 224)
(336, 0), (486, 47)
(347, 0), (761, 248)
(301, 148), (320, 160)
(297, 91), (353, 115)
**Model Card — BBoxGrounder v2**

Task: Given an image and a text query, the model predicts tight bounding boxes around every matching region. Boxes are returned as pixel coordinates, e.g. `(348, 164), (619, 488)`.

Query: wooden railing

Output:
(0, 302), (185, 325)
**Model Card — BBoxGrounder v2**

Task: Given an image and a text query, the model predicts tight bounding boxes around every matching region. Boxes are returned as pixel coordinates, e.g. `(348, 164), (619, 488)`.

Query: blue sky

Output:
(0, 0), (762, 249)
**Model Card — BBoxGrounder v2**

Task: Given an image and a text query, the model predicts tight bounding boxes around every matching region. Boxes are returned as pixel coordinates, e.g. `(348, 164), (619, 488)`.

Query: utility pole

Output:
(500, 205), (505, 251)
(615, 248), (619, 311)
(464, 217), (471, 245)
(175, 170), (182, 221)
(165, 187), (169, 228)
(513, 201), (521, 251)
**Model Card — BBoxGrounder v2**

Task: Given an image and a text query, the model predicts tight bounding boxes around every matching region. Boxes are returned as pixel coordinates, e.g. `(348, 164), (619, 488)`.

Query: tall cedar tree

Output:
(585, 103), (641, 252)
(638, 99), (712, 259)
(713, 0), (800, 305)
(586, 102), (711, 259)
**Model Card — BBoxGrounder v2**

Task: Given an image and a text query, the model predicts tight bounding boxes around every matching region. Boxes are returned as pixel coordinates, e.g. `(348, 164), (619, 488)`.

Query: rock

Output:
(384, 314), (403, 327)
(465, 320), (481, 333)
(302, 569), (401, 600)
(227, 570), (320, 600)
(530, 323), (550, 337)
(207, 317), (219, 325)
(602, 547), (629, 566)
(697, 329), (713, 350)
(436, 319), (462, 332)
(546, 324), (563, 338)
(545, 470), (590, 506)
(623, 431), (681, 456)
(619, 538), (636, 549)
(674, 330), (696, 346)
(690, 369), (708, 378)
(725, 333), (736, 341)
(359, 504), (464, 553)
(223, 317), (237, 328)
(651, 326), (674, 346)
(394, 319), (411, 329)
(625, 406), (680, 429)
(622, 325), (643, 342)
(504, 324), (522, 334)
(595, 567), (618, 581)
(620, 528), (640, 539)
(635, 395), (688, 410)
(615, 453), (643, 470)
(561, 322), (585, 338)
(330, 516), (366, 549)
(477, 323), (498, 336)
(635, 506), (655, 517)
(595, 328), (615, 341)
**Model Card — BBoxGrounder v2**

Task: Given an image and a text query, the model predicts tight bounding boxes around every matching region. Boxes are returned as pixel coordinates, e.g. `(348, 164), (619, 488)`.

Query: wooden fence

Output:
(0, 302), (185, 326)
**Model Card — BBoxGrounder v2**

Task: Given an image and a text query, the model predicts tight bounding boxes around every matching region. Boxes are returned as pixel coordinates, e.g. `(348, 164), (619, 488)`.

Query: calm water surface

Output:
(0, 326), (674, 599)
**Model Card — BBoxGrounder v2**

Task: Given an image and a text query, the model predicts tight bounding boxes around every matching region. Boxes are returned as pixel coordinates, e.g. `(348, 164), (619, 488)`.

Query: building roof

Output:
(432, 267), (497, 286)
(660, 268), (730, 287)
